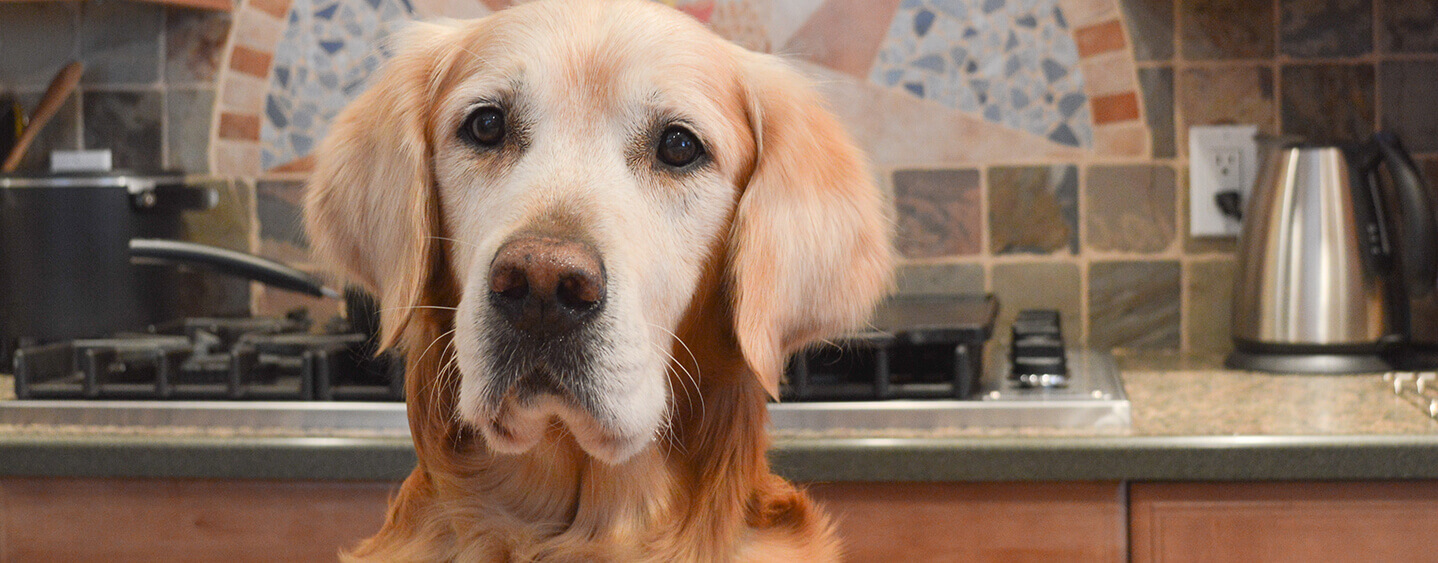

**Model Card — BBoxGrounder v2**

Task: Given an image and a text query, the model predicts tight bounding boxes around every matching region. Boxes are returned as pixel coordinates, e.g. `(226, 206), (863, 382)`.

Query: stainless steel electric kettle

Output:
(1229, 132), (1438, 373)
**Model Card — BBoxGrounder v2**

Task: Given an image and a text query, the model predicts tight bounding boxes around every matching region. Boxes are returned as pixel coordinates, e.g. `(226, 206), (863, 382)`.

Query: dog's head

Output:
(305, 0), (892, 465)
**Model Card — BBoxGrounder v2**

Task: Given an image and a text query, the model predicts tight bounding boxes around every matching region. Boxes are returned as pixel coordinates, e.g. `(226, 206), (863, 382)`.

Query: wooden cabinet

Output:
(0, 477), (391, 562)
(1131, 482), (1438, 563)
(6, 478), (1438, 561)
(809, 481), (1127, 562)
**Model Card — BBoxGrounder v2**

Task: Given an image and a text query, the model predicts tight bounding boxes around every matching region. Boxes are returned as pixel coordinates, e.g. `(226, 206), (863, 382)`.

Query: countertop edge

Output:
(5, 434), (1438, 482)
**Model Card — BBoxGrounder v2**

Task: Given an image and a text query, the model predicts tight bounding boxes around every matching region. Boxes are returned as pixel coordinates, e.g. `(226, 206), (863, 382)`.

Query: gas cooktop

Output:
(0, 296), (1130, 432)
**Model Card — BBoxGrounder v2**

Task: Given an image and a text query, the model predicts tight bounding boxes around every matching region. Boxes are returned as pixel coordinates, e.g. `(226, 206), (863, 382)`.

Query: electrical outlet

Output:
(1189, 125), (1259, 236)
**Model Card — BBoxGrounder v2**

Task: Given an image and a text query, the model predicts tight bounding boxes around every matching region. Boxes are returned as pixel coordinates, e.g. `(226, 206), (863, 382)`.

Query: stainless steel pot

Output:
(0, 173), (333, 364)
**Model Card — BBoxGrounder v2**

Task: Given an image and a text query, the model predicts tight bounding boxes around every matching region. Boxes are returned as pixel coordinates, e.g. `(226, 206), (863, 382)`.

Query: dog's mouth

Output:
(477, 369), (650, 464)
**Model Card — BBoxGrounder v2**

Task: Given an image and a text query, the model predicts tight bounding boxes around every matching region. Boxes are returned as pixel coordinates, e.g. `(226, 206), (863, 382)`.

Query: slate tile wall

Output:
(902, 0), (1438, 353)
(7, 0), (1438, 351)
(0, 1), (231, 173)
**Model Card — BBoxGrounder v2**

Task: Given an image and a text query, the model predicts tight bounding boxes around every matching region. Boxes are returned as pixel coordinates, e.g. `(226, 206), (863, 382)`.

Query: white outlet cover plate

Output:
(1189, 125), (1259, 236)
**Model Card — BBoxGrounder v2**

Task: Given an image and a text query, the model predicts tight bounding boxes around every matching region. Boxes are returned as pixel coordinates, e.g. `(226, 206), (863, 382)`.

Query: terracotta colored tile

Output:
(989, 165), (1079, 255)
(218, 112), (260, 141)
(991, 262), (1082, 344)
(893, 169), (982, 258)
(782, 0), (901, 78)
(1088, 260), (1181, 350)
(895, 263), (984, 296)
(1080, 53), (1137, 97)
(248, 0), (290, 19)
(1281, 64), (1375, 144)
(1177, 66), (1276, 144)
(1120, 0), (1175, 61)
(228, 45), (273, 78)
(1379, 0), (1438, 54)
(1086, 165), (1176, 254)
(1093, 122), (1149, 156)
(1181, 0), (1275, 60)
(1091, 91), (1140, 124)
(1281, 0), (1372, 58)
(1186, 258), (1237, 354)
(1075, 20), (1127, 58)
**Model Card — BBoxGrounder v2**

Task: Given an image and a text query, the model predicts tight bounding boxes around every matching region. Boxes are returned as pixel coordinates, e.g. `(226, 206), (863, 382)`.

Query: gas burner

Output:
(12, 317), (402, 401)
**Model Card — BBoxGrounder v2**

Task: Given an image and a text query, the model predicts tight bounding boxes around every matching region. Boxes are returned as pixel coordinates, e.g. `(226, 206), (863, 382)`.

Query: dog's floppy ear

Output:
(730, 54), (895, 399)
(304, 22), (456, 351)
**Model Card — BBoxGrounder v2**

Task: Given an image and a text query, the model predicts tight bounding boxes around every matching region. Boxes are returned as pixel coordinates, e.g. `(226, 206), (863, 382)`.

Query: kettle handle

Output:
(1372, 132), (1438, 296)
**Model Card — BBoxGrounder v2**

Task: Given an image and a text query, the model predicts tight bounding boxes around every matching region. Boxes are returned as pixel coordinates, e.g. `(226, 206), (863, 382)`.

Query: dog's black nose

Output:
(488, 236), (606, 335)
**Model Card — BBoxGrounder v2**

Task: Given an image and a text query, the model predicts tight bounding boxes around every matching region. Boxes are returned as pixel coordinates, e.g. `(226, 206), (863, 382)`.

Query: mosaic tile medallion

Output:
(869, 0), (1095, 148)
(260, 0), (415, 170)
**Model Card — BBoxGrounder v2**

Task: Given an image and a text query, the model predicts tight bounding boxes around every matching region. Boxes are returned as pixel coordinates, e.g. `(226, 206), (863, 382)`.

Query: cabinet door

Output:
(1131, 481), (1438, 563)
(807, 481), (1126, 562)
(0, 477), (392, 561)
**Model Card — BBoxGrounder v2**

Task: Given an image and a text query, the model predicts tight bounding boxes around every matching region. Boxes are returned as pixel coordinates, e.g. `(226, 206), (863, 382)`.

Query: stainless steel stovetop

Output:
(0, 349), (1128, 434)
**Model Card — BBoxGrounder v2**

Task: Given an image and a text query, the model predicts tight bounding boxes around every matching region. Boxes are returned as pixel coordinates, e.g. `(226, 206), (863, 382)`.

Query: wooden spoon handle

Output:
(2, 61), (84, 173)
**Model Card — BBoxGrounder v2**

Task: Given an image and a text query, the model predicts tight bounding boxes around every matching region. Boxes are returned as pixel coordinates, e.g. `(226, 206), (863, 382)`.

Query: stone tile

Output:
(1281, 64), (1375, 144)
(166, 89), (214, 173)
(1177, 66), (1276, 144)
(989, 165), (1079, 255)
(991, 262), (1082, 343)
(783, 0), (901, 78)
(1085, 165), (1176, 254)
(1139, 66), (1174, 158)
(1088, 260), (1181, 350)
(165, 8), (232, 85)
(1180, 0), (1275, 60)
(894, 262), (985, 296)
(1119, 0), (1174, 61)
(1080, 54), (1137, 97)
(0, 5), (78, 87)
(11, 90), (80, 173)
(1281, 0), (1372, 57)
(893, 169), (982, 258)
(1379, 0), (1438, 54)
(1379, 61), (1438, 153)
(177, 179), (253, 317)
(256, 179), (310, 264)
(82, 90), (162, 172)
(255, 276), (341, 320)
(79, 1), (162, 85)
(1186, 258), (1237, 354)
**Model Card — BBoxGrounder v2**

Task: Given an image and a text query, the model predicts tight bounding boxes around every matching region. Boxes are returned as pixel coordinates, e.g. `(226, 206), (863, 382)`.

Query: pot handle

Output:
(129, 239), (341, 299)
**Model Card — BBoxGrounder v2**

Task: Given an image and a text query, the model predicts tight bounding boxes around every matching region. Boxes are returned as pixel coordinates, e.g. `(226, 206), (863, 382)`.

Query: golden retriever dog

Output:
(304, 0), (892, 559)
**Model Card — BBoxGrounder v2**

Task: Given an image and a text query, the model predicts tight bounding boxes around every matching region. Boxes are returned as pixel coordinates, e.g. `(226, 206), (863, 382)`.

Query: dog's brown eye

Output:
(657, 126), (702, 167)
(463, 107), (506, 147)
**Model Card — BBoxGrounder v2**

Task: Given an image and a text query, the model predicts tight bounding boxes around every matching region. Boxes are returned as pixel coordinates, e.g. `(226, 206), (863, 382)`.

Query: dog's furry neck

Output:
(345, 265), (833, 561)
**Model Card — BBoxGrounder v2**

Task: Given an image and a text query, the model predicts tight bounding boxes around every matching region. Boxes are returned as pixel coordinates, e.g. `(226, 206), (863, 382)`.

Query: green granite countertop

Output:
(3, 353), (1437, 482)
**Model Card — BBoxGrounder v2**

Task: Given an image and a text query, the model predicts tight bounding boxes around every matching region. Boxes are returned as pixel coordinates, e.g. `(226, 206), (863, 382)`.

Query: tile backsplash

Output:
(4, 0), (1438, 354)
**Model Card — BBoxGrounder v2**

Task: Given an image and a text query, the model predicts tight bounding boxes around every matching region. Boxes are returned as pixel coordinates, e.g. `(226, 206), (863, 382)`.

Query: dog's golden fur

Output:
(304, 1), (892, 560)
